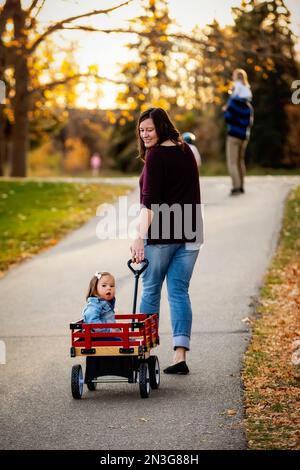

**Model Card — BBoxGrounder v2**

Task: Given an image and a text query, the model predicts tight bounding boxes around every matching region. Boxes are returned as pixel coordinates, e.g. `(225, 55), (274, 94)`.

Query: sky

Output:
(5, 0), (300, 108)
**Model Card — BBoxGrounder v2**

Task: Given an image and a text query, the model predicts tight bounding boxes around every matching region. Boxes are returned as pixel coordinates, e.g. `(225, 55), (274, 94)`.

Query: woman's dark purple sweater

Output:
(139, 143), (202, 245)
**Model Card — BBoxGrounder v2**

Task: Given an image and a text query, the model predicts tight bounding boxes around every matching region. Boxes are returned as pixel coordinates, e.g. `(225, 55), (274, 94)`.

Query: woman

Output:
(223, 68), (253, 195)
(130, 107), (203, 374)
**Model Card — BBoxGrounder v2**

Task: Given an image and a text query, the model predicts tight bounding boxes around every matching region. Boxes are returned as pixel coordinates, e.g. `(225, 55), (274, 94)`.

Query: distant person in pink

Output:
(90, 153), (102, 176)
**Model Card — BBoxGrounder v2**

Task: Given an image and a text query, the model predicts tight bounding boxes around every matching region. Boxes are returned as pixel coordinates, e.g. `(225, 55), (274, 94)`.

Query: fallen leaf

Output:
(227, 409), (237, 416)
(47, 239), (57, 246)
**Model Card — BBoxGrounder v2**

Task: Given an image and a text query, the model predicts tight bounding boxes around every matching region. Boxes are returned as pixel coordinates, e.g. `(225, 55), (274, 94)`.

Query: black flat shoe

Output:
(230, 188), (241, 195)
(163, 361), (189, 375)
(230, 188), (244, 196)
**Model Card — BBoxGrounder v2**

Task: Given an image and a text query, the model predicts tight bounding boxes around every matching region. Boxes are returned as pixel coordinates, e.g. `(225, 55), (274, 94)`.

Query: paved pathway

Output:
(0, 176), (299, 450)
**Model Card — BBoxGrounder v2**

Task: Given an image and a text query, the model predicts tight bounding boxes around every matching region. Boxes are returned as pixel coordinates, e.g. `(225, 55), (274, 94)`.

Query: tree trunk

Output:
(10, 56), (29, 177)
(0, 29), (6, 177)
(9, 0), (29, 177)
(0, 105), (5, 176)
(0, 77), (5, 176)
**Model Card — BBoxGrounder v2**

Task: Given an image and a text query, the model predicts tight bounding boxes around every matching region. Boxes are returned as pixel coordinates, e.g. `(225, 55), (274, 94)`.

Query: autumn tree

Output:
(55, 108), (112, 174)
(176, 21), (235, 163)
(110, 0), (178, 171)
(117, 0), (177, 111)
(26, 39), (81, 148)
(0, 0), (132, 177)
(202, 20), (236, 105)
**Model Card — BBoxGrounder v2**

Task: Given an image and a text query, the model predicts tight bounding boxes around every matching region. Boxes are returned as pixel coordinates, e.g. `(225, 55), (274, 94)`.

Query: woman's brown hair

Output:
(86, 272), (114, 300)
(136, 107), (184, 161)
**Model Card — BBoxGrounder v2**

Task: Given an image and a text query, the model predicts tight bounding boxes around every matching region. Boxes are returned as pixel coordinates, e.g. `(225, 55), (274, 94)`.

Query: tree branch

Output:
(27, 0), (40, 14)
(31, 0), (46, 19)
(27, 73), (126, 96)
(28, 0), (133, 54)
(0, 1), (14, 35)
(59, 26), (206, 46)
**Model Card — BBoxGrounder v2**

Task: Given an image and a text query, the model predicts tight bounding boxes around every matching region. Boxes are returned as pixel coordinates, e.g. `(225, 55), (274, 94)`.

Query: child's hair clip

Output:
(95, 271), (102, 279)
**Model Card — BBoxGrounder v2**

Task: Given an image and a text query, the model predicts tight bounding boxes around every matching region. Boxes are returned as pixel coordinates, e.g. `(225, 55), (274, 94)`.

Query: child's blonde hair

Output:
(86, 271), (114, 300)
(233, 68), (250, 87)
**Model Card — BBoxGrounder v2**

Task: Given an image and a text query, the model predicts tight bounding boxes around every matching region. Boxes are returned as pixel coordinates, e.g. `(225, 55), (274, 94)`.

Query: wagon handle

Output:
(127, 258), (149, 277)
(127, 258), (149, 315)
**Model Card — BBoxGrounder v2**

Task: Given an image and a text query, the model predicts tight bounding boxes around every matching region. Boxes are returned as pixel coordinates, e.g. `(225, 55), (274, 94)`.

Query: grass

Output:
(242, 186), (300, 450)
(19, 158), (300, 179)
(28, 168), (139, 178)
(0, 181), (131, 274)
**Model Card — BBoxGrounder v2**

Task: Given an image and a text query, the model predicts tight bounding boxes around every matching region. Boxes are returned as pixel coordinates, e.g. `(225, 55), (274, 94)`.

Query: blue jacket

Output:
(82, 296), (116, 332)
(224, 97), (253, 141)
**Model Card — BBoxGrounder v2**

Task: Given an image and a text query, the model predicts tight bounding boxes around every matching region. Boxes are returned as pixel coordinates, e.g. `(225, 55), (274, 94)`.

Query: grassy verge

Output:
(243, 186), (300, 449)
(28, 167), (139, 178)
(21, 158), (300, 178)
(0, 181), (131, 275)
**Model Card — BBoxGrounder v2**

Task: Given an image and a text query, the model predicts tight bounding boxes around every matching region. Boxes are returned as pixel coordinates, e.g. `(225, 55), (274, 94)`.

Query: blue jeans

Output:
(140, 243), (199, 350)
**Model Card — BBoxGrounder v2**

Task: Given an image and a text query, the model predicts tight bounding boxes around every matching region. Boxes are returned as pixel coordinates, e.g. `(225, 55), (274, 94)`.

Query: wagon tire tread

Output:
(71, 364), (83, 399)
(139, 362), (150, 398)
(148, 355), (160, 389)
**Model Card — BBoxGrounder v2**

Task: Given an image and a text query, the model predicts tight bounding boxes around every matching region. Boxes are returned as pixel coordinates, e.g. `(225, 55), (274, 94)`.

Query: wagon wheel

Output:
(71, 364), (84, 399)
(148, 355), (160, 389)
(86, 381), (97, 391)
(139, 362), (150, 398)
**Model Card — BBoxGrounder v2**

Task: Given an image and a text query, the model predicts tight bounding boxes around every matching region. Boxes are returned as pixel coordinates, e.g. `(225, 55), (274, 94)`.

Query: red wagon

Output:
(70, 259), (160, 399)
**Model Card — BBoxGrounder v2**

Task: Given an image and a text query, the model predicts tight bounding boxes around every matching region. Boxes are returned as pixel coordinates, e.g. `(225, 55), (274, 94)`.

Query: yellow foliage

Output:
(106, 110), (116, 124)
(88, 64), (99, 75)
(217, 83), (230, 94)
(152, 97), (170, 110)
(141, 103), (150, 113)
(43, 90), (53, 99)
(29, 141), (61, 175)
(64, 137), (89, 173)
(127, 99), (138, 110)
(4, 39), (19, 47)
(135, 77), (147, 89)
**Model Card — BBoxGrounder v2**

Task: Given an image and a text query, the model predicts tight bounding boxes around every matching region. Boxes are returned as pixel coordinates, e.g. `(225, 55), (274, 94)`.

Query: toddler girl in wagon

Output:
(82, 271), (120, 337)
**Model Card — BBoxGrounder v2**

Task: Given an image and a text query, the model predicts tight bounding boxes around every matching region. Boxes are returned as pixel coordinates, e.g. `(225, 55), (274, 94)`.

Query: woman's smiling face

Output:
(139, 118), (159, 148)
